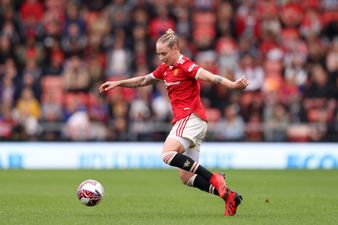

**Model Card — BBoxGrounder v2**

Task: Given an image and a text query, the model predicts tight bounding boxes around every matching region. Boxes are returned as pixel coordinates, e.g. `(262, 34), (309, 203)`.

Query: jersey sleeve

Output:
(181, 60), (201, 79)
(151, 63), (166, 80)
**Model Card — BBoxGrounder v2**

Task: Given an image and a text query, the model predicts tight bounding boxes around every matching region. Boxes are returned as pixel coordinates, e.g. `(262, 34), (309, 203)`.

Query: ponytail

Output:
(157, 28), (179, 48)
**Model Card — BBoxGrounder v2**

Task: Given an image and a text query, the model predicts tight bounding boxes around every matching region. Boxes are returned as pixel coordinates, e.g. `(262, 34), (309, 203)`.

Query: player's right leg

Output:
(162, 138), (227, 197)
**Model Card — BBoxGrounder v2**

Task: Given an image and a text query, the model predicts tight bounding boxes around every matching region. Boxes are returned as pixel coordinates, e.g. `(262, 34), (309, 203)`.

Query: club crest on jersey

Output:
(173, 68), (179, 76)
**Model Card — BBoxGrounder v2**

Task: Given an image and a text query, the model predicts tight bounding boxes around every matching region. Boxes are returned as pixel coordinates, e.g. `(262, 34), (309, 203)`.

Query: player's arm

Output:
(196, 68), (249, 90)
(99, 74), (156, 92)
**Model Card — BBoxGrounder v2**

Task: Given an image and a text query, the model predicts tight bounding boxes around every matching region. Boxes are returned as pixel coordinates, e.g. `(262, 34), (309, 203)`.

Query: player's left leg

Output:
(180, 170), (220, 196)
(181, 168), (243, 216)
(224, 188), (243, 216)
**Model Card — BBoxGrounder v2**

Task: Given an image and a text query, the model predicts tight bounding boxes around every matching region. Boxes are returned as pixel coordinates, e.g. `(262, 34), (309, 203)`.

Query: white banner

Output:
(0, 142), (337, 169)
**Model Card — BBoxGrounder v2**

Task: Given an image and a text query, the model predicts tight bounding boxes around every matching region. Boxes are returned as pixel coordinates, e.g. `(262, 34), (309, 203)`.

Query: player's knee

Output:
(161, 151), (177, 165)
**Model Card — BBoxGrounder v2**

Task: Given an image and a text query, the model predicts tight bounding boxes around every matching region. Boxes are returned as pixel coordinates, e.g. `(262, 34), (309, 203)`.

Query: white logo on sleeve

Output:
(188, 64), (197, 72)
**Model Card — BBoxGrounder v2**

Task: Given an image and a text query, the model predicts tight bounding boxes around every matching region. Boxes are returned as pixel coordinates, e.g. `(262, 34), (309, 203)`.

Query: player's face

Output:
(156, 42), (179, 66)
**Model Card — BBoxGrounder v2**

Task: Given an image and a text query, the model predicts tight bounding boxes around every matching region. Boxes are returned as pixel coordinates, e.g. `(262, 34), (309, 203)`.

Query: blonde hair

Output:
(157, 29), (179, 48)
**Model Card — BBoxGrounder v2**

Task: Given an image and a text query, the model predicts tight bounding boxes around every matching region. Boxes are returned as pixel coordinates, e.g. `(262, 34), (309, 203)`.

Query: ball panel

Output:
(77, 179), (104, 206)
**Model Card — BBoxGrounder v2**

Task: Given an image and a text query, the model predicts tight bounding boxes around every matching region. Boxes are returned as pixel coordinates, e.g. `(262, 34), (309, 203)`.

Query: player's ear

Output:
(172, 44), (179, 51)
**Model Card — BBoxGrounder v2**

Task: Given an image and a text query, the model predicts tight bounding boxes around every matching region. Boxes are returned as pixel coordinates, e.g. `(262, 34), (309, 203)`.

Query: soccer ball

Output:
(77, 179), (104, 206)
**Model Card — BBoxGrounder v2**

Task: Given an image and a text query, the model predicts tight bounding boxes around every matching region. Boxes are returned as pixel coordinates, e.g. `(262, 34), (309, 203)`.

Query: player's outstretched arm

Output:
(197, 68), (249, 90)
(99, 74), (156, 92)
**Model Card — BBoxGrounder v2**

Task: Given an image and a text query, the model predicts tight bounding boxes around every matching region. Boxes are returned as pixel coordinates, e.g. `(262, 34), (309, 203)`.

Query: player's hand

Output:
(99, 81), (119, 93)
(234, 76), (249, 90)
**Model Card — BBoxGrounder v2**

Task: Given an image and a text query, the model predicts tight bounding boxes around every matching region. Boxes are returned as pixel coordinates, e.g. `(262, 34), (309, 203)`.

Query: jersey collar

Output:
(170, 54), (183, 69)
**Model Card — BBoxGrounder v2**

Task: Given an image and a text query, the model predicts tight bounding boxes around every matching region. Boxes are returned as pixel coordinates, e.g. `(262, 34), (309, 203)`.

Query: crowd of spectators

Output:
(0, 0), (337, 142)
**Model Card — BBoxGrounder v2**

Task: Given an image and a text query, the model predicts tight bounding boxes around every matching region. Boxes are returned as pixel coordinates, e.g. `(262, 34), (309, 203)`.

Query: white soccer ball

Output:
(77, 179), (104, 206)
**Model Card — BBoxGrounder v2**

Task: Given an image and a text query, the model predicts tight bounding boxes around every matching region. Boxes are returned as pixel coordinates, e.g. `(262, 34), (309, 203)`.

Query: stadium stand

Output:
(0, 0), (337, 142)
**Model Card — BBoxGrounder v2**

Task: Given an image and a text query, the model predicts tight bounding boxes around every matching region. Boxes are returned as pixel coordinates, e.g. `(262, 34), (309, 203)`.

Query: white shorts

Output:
(167, 113), (207, 161)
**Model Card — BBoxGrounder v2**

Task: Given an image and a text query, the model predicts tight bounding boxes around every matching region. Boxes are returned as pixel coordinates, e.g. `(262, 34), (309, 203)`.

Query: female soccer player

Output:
(99, 29), (249, 216)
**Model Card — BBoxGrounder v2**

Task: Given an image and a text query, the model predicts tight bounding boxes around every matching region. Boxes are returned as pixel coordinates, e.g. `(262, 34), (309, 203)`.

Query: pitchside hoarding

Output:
(0, 143), (337, 169)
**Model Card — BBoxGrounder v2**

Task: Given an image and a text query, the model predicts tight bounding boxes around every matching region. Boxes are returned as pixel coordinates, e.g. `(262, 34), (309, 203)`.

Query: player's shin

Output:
(186, 174), (219, 196)
(162, 151), (213, 181)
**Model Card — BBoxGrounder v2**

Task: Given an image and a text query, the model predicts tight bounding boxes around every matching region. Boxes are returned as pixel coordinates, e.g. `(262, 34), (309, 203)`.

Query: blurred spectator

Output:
(0, 58), (19, 105)
(129, 87), (152, 122)
(0, 36), (16, 66)
(0, 7), (23, 45)
(64, 1), (86, 35)
(41, 89), (63, 122)
(216, 34), (239, 75)
(40, 0), (65, 40)
(304, 64), (335, 99)
(130, 25), (150, 72)
(85, 6), (111, 48)
(110, 116), (129, 141)
(86, 53), (105, 84)
(105, 0), (131, 31)
(192, 10), (216, 51)
(284, 53), (308, 92)
(106, 29), (131, 76)
(235, 0), (260, 39)
(15, 31), (44, 66)
(235, 53), (264, 92)
(151, 82), (172, 122)
(108, 97), (130, 141)
(85, 0), (107, 12)
(63, 55), (90, 92)
(64, 110), (90, 141)
(0, 102), (16, 140)
(19, 0), (44, 35)
(300, 7), (321, 38)
(61, 22), (87, 56)
(14, 87), (40, 118)
(172, 4), (192, 39)
(88, 90), (109, 123)
(306, 35), (326, 66)
(216, 1), (236, 38)
(149, 5), (175, 41)
(42, 51), (64, 76)
(245, 112), (263, 142)
(257, 0), (280, 37)
(264, 103), (289, 142)
(14, 87), (41, 138)
(326, 39), (338, 76)
(215, 104), (245, 141)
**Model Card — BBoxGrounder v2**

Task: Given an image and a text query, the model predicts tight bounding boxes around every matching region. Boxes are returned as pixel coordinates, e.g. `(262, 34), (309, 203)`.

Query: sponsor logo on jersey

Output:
(164, 80), (181, 87)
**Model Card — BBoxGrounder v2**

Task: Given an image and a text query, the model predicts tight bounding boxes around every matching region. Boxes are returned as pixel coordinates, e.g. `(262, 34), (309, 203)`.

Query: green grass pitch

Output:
(0, 169), (337, 225)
